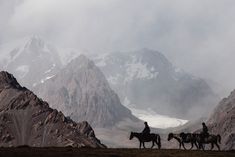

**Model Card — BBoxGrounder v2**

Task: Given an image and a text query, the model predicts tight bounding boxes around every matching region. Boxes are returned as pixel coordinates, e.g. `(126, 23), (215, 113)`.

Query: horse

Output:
(168, 132), (199, 150)
(129, 132), (161, 149)
(195, 133), (221, 151)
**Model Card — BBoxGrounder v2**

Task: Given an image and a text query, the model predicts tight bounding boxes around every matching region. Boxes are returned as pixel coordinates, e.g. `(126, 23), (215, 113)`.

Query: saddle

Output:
(200, 132), (210, 142)
(180, 133), (191, 141)
(141, 133), (153, 140)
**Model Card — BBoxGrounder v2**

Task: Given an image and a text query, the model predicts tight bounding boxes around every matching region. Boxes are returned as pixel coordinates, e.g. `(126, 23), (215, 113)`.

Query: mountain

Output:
(0, 71), (105, 148)
(35, 55), (140, 128)
(0, 35), (62, 89)
(207, 90), (235, 150)
(92, 49), (218, 119)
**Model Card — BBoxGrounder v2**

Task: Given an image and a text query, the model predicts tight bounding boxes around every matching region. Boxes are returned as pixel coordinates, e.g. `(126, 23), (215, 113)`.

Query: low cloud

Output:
(1, 0), (235, 96)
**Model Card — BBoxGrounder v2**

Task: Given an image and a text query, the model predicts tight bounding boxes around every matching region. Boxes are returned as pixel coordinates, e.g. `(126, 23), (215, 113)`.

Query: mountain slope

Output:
(0, 71), (105, 148)
(207, 90), (235, 150)
(35, 55), (140, 128)
(92, 49), (218, 119)
(0, 36), (62, 89)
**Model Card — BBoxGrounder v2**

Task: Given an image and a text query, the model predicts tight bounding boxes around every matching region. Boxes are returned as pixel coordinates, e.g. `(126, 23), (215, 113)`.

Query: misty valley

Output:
(0, 36), (234, 155)
(1, 0), (235, 156)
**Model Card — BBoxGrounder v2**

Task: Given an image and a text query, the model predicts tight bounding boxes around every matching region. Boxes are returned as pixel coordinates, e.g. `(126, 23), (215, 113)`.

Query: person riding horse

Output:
(142, 122), (150, 137)
(201, 122), (209, 138)
(129, 121), (161, 149)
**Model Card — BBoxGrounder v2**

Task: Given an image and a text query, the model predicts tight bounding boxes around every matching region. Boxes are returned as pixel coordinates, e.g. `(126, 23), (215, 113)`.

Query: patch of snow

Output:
(107, 74), (121, 85)
(125, 56), (159, 82)
(150, 66), (155, 72)
(44, 64), (56, 74)
(15, 65), (29, 78)
(58, 48), (81, 65)
(94, 53), (109, 67)
(123, 97), (131, 106)
(129, 107), (188, 129)
(43, 44), (50, 52)
(40, 75), (55, 83)
(174, 67), (183, 73)
(33, 83), (38, 87)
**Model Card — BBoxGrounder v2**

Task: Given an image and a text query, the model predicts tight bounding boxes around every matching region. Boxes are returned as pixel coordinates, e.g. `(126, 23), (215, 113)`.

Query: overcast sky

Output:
(0, 0), (235, 96)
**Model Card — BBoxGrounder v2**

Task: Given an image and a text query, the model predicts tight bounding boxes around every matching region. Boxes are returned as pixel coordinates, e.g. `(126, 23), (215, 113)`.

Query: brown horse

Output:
(196, 133), (221, 151)
(129, 132), (161, 149)
(168, 132), (199, 150)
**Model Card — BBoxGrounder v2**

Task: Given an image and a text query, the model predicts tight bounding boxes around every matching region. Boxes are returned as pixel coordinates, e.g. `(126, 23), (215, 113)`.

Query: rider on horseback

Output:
(202, 122), (209, 138)
(142, 122), (150, 136)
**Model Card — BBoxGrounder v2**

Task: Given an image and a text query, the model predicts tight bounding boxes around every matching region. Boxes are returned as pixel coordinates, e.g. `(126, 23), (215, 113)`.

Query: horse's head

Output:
(129, 132), (134, 140)
(168, 133), (173, 141)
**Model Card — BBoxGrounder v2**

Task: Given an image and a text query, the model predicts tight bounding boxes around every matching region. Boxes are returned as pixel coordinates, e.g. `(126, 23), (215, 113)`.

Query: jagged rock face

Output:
(92, 49), (218, 119)
(207, 90), (235, 150)
(0, 36), (62, 89)
(35, 55), (139, 128)
(0, 71), (105, 148)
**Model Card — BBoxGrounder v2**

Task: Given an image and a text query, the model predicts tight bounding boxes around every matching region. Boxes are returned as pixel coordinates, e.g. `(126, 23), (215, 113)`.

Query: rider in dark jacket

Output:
(142, 122), (150, 136)
(202, 122), (209, 137)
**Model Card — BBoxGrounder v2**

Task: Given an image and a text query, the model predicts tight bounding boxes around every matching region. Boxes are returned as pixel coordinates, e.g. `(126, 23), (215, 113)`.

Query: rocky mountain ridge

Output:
(0, 36), (62, 89)
(35, 55), (140, 128)
(207, 90), (235, 150)
(92, 49), (218, 119)
(0, 71), (105, 148)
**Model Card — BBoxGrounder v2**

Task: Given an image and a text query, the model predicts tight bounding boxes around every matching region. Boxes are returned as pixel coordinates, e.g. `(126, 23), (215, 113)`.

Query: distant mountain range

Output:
(0, 35), (62, 89)
(0, 71), (105, 148)
(0, 36), (234, 149)
(34, 55), (140, 128)
(91, 49), (218, 119)
(0, 36), (218, 121)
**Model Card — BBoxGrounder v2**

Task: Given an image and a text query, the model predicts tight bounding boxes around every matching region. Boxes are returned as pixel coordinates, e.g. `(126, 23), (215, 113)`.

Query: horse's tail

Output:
(217, 134), (221, 144)
(157, 135), (161, 149)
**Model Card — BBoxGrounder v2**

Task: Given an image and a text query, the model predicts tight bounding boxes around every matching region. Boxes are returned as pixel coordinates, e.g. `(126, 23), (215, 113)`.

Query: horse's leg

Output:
(202, 144), (205, 151)
(215, 142), (220, 151)
(199, 142), (204, 151)
(190, 142), (193, 150)
(195, 142), (199, 150)
(139, 142), (142, 149)
(158, 136), (161, 149)
(210, 143), (214, 150)
(179, 142), (182, 149)
(182, 142), (186, 150)
(151, 141), (154, 149)
(143, 142), (146, 149)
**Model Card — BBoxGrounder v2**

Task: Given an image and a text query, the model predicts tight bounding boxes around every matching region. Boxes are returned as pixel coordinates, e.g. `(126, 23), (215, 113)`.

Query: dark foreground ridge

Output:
(0, 147), (234, 157)
(0, 71), (106, 148)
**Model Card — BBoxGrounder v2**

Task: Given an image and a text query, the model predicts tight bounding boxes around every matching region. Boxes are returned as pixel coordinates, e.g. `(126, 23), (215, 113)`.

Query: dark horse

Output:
(196, 133), (221, 151)
(168, 132), (199, 150)
(129, 132), (161, 149)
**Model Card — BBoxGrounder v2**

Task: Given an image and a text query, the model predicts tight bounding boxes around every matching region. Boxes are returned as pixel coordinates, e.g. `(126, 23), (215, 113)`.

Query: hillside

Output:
(92, 49), (218, 119)
(0, 71), (105, 148)
(34, 55), (140, 128)
(207, 90), (235, 150)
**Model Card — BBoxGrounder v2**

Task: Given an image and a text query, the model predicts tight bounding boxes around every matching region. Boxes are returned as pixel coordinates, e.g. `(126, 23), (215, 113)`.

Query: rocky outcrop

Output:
(207, 90), (235, 150)
(0, 71), (105, 148)
(35, 55), (139, 128)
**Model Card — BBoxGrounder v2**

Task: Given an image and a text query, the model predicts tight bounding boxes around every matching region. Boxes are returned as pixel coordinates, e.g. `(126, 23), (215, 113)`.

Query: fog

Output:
(1, 0), (235, 97)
